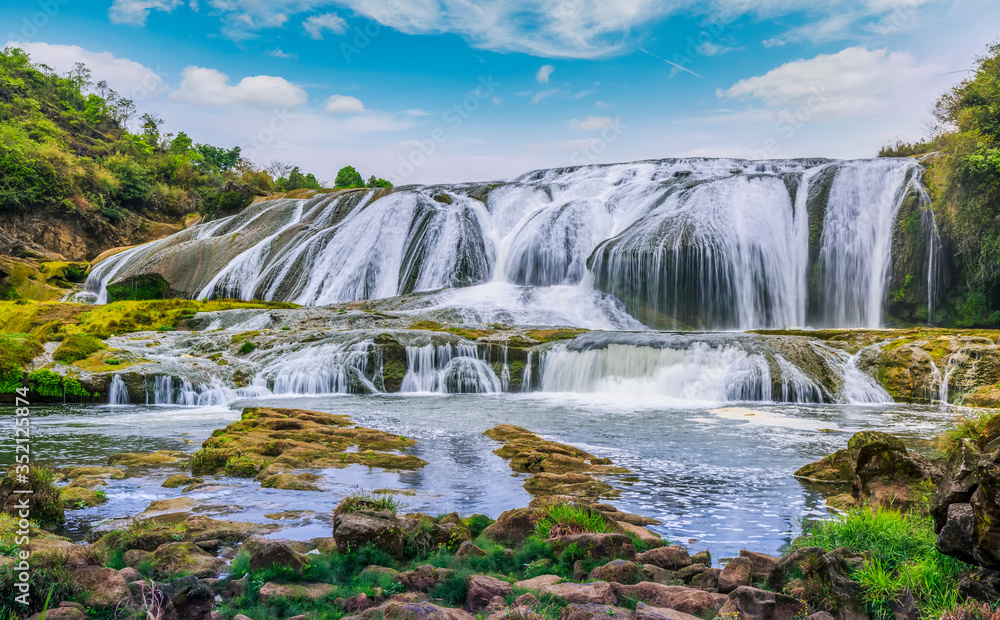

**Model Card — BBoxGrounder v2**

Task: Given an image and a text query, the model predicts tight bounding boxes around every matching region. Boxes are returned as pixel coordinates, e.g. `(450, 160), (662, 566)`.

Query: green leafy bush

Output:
(52, 333), (105, 363)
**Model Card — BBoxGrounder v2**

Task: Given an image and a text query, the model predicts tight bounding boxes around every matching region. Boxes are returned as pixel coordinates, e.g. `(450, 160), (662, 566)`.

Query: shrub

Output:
(52, 333), (105, 363)
(238, 341), (257, 355)
(27, 368), (62, 397)
(0, 333), (41, 393)
(935, 409), (998, 456)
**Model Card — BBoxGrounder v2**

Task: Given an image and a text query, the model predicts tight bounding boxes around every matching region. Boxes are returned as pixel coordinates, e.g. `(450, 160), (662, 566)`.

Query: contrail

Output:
(639, 48), (702, 78)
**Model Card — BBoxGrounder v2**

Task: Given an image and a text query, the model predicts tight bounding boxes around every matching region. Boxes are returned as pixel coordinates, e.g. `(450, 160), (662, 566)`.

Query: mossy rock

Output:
(191, 407), (425, 476)
(60, 466), (127, 481)
(847, 431), (906, 460)
(108, 450), (188, 468)
(147, 541), (225, 579)
(60, 486), (108, 509)
(162, 474), (203, 489)
(523, 472), (619, 499)
(260, 473), (321, 491)
(794, 449), (854, 482)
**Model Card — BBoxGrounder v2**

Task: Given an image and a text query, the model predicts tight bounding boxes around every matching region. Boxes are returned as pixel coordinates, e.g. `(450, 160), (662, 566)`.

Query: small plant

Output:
(238, 341), (257, 355)
(224, 455), (265, 477)
(52, 333), (105, 363)
(335, 489), (404, 515)
(535, 504), (612, 539)
(934, 409), (998, 457)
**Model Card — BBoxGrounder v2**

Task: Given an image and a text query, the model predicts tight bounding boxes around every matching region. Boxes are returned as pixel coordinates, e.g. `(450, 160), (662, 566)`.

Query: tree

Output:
(366, 175), (393, 188)
(335, 165), (364, 189)
(283, 166), (322, 191)
(169, 131), (193, 154)
(195, 144), (241, 171)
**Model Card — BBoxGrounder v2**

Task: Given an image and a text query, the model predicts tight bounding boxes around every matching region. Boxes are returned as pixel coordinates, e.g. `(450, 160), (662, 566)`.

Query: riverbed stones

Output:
(70, 565), (131, 608)
(610, 583), (727, 616)
(633, 602), (702, 620)
(558, 604), (633, 620)
(636, 545), (692, 570)
(548, 533), (635, 560)
(395, 565), (455, 592)
(514, 574), (563, 590)
(590, 559), (643, 584)
(259, 472), (321, 491)
(718, 557), (753, 593)
(539, 581), (617, 604)
(467, 575), (513, 610)
(148, 542), (225, 579)
(108, 450), (188, 468)
(717, 586), (809, 620)
(191, 407), (425, 478)
(259, 581), (336, 602)
(740, 550), (781, 581)
(333, 509), (405, 557)
(248, 540), (309, 573)
(482, 507), (544, 546)
(163, 474), (204, 488)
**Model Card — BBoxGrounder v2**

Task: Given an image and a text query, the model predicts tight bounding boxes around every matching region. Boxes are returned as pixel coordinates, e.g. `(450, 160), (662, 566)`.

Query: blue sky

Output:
(2, 0), (998, 184)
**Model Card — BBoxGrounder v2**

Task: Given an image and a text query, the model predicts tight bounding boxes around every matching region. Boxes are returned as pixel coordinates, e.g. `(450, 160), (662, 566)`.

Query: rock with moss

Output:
(794, 449), (854, 483)
(260, 472), (321, 491)
(162, 474), (203, 488)
(849, 431), (942, 509)
(191, 407), (424, 476)
(59, 486), (108, 509)
(108, 450), (188, 468)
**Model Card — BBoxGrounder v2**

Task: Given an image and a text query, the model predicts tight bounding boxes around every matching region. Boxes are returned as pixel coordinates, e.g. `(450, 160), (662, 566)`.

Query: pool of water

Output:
(20, 394), (957, 560)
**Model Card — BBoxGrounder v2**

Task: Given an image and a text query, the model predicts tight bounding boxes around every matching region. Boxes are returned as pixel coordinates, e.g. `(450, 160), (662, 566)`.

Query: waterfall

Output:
(400, 344), (502, 393)
(536, 333), (828, 404)
(149, 375), (268, 406)
(83, 158), (930, 331)
(253, 340), (379, 395)
(107, 375), (130, 405)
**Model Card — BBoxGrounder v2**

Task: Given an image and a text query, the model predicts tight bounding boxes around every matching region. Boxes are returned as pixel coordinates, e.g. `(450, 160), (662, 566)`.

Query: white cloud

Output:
(7, 41), (165, 97)
(268, 48), (298, 58)
(536, 64), (555, 84)
(109, 0), (185, 26)
(324, 94), (366, 114)
(530, 89), (559, 104)
(303, 12), (347, 39)
(108, 0), (949, 58)
(595, 101), (614, 109)
(170, 66), (308, 108)
(717, 46), (940, 120)
(572, 115), (615, 130)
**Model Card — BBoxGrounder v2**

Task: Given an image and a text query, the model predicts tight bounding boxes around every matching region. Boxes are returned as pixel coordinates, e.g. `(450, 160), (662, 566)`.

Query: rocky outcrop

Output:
(717, 586), (809, 620)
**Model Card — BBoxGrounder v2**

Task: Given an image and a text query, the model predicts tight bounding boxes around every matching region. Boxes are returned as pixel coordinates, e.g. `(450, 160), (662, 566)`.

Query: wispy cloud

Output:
(303, 12), (347, 40)
(268, 48), (297, 59)
(536, 64), (555, 84)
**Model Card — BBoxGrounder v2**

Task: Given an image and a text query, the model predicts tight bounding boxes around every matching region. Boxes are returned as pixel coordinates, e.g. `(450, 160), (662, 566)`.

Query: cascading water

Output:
(252, 340), (378, 395)
(400, 344), (502, 394)
(107, 375), (130, 405)
(84, 158), (934, 331)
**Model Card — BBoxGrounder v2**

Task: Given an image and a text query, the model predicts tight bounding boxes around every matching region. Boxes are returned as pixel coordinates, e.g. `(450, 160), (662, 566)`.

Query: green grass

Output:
(52, 333), (105, 363)
(535, 503), (613, 539)
(935, 409), (998, 457)
(0, 332), (42, 393)
(335, 490), (405, 515)
(794, 506), (970, 620)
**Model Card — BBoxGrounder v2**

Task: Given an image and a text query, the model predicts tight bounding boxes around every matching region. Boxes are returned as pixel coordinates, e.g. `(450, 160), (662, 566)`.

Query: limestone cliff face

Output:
(0, 210), (184, 262)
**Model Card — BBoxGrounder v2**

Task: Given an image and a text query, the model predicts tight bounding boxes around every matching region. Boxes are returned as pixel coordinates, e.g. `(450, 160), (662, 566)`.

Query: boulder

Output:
(515, 574), (563, 590)
(515, 593), (540, 607)
(467, 575), (513, 611)
(610, 583), (727, 616)
(337, 592), (374, 613)
(674, 563), (706, 583)
(931, 439), (981, 531)
(395, 565), (455, 593)
(690, 550), (711, 566)
(558, 604), (633, 620)
(163, 474), (204, 488)
(768, 547), (867, 620)
(636, 546), (692, 570)
(718, 557), (753, 593)
(740, 550), (781, 582)
(690, 567), (721, 591)
(69, 566), (130, 608)
(958, 568), (1000, 602)
(850, 431), (942, 509)
(969, 458), (1000, 568)
(716, 586), (809, 620)
(165, 575), (216, 620)
(258, 581), (336, 602)
(937, 503), (976, 564)
(590, 559), (643, 585)
(381, 601), (475, 620)
(616, 521), (663, 548)
(539, 581), (617, 604)
(124, 549), (152, 567)
(248, 540), (309, 573)
(640, 564), (675, 584)
(456, 541), (486, 558)
(482, 508), (544, 546)
(28, 608), (86, 620)
(548, 533), (635, 560)
(333, 509), (405, 557)
(119, 567), (142, 583)
(487, 607), (541, 620)
(148, 542), (225, 579)
(633, 602), (702, 620)
(794, 449), (854, 482)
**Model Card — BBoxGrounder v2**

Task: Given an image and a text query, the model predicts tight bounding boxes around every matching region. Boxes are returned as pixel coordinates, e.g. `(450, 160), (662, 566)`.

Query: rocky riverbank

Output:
(1, 407), (994, 620)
